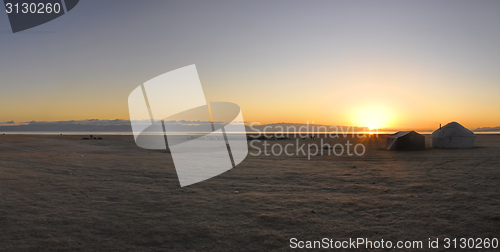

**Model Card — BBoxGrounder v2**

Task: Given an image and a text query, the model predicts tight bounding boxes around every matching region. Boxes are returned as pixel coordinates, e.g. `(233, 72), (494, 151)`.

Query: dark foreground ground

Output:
(0, 134), (499, 251)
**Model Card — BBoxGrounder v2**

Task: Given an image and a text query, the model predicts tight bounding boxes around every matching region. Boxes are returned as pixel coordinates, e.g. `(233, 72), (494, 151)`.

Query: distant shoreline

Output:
(1, 131), (500, 136)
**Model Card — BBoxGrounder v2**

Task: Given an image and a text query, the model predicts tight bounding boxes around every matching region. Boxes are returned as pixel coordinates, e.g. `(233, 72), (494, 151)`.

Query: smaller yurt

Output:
(386, 131), (425, 151)
(431, 122), (475, 148)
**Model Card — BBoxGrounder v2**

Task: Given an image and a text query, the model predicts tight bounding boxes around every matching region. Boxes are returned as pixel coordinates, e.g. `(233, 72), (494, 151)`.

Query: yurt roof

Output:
(388, 130), (420, 138)
(431, 122), (475, 138)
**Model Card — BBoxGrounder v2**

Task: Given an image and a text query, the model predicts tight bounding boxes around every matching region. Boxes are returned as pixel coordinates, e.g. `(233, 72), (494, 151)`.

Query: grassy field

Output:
(0, 134), (499, 251)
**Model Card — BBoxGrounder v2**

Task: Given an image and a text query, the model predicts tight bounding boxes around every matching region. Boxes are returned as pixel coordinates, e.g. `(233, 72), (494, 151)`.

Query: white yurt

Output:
(431, 122), (476, 148)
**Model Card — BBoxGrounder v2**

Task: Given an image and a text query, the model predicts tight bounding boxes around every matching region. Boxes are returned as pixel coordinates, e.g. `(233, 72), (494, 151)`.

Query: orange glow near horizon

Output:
(351, 106), (394, 130)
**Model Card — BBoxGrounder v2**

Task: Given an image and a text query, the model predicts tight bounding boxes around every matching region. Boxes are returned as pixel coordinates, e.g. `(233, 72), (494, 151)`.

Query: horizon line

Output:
(0, 119), (498, 132)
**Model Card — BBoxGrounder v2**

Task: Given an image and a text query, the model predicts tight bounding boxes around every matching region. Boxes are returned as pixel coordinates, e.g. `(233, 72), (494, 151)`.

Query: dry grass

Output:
(0, 134), (499, 251)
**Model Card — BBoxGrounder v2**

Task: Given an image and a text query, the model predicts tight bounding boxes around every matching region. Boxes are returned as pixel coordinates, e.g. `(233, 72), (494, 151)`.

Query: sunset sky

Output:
(1, 0), (499, 130)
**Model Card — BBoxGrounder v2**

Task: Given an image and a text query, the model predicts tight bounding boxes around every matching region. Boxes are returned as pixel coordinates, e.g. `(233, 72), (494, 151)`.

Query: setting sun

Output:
(352, 106), (393, 129)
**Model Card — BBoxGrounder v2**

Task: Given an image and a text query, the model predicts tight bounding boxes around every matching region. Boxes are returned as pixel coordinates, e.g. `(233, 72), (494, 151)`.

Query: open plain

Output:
(0, 134), (499, 251)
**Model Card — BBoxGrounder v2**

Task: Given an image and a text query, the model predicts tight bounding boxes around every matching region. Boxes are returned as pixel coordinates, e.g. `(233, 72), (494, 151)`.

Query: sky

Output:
(0, 0), (499, 130)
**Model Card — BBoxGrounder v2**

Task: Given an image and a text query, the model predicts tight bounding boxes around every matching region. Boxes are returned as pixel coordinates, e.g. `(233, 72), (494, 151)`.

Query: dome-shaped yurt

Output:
(431, 122), (475, 148)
